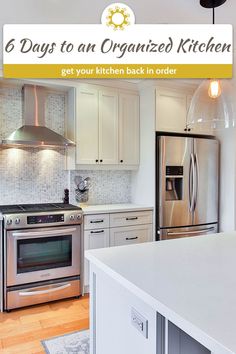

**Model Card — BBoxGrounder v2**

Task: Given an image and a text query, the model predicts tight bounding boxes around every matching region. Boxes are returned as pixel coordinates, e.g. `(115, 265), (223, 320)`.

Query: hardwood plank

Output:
(0, 340), (44, 354)
(40, 311), (88, 328)
(0, 296), (89, 353)
(0, 320), (42, 339)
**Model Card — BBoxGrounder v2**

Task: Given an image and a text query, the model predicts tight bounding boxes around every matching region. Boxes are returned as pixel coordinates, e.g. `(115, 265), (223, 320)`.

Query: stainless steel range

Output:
(0, 203), (82, 311)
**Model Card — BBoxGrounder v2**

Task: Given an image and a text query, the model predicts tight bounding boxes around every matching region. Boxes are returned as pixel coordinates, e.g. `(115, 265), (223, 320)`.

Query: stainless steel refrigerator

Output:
(156, 135), (219, 240)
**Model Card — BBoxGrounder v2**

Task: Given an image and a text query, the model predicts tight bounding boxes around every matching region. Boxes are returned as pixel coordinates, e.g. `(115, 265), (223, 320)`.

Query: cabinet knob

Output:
(184, 128), (187, 132)
(95, 159), (99, 163)
(188, 128), (191, 132)
(100, 159), (103, 163)
(120, 159), (123, 163)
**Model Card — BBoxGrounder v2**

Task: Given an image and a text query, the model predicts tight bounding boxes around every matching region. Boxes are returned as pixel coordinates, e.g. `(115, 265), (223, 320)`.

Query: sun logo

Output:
(101, 3), (135, 31)
(106, 6), (130, 30)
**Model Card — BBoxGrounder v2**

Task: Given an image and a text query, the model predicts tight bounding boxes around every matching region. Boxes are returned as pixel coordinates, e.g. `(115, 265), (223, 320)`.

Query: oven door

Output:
(6, 225), (81, 286)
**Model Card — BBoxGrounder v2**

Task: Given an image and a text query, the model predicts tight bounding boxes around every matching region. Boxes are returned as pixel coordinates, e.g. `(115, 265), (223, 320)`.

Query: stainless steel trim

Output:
(19, 283), (71, 296)
(4, 210), (82, 230)
(1, 85), (75, 148)
(7, 225), (81, 286)
(6, 278), (80, 310)
(189, 153), (195, 213)
(167, 227), (215, 237)
(12, 227), (77, 238)
(194, 153), (199, 211)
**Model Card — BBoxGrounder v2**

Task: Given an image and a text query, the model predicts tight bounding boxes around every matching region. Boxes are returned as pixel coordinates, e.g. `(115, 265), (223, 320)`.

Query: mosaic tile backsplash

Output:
(70, 170), (131, 205)
(0, 86), (131, 205)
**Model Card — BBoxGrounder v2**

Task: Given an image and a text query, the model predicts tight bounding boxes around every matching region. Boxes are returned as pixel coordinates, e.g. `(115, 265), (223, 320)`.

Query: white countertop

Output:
(80, 203), (153, 214)
(86, 232), (236, 354)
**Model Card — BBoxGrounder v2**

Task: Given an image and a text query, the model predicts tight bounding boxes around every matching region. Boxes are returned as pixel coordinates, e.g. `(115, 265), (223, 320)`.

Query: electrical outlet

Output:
(131, 308), (148, 338)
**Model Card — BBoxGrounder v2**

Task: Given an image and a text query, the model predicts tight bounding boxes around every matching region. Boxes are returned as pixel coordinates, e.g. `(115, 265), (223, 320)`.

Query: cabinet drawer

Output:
(110, 211), (152, 228)
(110, 225), (153, 247)
(84, 214), (109, 230)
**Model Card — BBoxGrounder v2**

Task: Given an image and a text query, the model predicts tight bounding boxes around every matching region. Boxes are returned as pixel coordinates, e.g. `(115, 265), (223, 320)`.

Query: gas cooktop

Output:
(0, 203), (81, 214)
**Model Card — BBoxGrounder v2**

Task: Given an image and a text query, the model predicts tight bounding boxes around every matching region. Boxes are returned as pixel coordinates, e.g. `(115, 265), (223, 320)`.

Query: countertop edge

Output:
(86, 250), (233, 354)
(81, 205), (154, 215)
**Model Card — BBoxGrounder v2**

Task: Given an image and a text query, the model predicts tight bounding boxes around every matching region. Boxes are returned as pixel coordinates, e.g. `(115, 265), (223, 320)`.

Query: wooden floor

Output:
(0, 296), (89, 354)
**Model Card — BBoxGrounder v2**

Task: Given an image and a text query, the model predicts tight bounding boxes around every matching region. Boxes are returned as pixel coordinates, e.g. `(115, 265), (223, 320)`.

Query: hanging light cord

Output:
(212, 6), (215, 24)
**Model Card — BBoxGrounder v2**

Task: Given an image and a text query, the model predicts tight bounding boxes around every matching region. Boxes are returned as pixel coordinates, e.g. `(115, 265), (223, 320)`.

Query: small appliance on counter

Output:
(156, 134), (219, 240)
(0, 203), (83, 311)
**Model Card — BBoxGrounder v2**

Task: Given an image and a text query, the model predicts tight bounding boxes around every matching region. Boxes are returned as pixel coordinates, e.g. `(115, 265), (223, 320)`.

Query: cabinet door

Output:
(119, 93), (140, 165)
(76, 86), (99, 164)
(84, 229), (110, 289)
(156, 89), (187, 133)
(110, 224), (152, 247)
(99, 90), (119, 164)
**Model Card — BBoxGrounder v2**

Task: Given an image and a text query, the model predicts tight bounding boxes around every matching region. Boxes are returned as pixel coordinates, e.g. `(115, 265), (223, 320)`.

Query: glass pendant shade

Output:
(187, 79), (235, 131)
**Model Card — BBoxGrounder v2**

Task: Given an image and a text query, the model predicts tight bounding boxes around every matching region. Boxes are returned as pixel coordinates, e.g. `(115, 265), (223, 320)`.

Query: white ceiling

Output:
(0, 0), (234, 25)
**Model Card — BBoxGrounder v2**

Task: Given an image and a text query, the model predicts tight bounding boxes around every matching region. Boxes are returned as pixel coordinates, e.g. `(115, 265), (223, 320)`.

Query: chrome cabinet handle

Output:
(12, 227), (77, 238)
(90, 230), (105, 234)
(126, 217), (138, 221)
(90, 220), (104, 224)
(126, 236), (138, 240)
(19, 283), (71, 296)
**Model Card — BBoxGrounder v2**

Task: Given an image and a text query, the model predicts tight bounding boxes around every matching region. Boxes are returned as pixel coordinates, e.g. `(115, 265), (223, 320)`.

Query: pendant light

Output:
(187, 0), (235, 131)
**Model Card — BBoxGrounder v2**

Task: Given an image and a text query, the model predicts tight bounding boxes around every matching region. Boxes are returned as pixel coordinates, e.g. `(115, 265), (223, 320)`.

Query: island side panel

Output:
(90, 264), (157, 354)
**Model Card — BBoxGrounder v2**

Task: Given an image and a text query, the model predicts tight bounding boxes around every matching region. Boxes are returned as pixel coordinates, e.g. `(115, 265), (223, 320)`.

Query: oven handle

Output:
(12, 227), (77, 238)
(19, 283), (71, 296)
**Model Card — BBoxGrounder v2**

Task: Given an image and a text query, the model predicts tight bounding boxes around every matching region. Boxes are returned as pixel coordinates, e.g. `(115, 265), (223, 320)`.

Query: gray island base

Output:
(86, 233), (236, 354)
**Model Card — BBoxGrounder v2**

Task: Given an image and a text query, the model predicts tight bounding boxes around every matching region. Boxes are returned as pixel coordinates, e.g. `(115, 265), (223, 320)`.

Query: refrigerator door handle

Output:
(194, 153), (199, 211)
(167, 226), (215, 237)
(189, 153), (195, 212)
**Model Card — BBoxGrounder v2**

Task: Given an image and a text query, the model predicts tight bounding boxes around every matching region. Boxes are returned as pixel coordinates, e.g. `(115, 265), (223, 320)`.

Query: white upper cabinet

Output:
(99, 90), (119, 165)
(75, 84), (140, 168)
(76, 86), (99, 164)
(119, 93), (139, 165)
(156, 88), (213, 135)
(156, 89), (187, 133)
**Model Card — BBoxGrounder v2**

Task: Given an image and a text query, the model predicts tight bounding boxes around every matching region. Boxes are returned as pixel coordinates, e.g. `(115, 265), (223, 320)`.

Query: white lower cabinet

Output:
(110, 224), (152, 247)
(84, 228), (109, 290)
(83, 209), (153, 291)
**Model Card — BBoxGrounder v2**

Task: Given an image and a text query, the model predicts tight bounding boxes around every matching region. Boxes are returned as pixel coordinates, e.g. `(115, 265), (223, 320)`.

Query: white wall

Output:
(215, 128), (236, 232)
(131, 86), (156, 208)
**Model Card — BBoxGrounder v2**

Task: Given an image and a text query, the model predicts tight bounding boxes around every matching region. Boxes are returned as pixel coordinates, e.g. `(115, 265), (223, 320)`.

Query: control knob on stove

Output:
(15, 218), (21, 225)
(70, 215), (75, 221)
(6, 219), (12, 225)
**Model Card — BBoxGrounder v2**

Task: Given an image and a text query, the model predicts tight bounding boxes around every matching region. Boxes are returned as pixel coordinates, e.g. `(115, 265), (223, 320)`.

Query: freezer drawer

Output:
(159, 224), (218, 240)
(6, 278), (80, 310)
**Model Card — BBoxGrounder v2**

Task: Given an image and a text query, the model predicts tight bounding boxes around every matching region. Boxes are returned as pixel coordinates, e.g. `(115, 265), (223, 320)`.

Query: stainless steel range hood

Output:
(1, 85), (75, 148)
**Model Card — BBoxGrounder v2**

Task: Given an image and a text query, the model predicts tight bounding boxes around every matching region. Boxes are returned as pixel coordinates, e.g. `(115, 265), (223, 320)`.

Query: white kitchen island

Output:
(86, 232), (236, 354)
